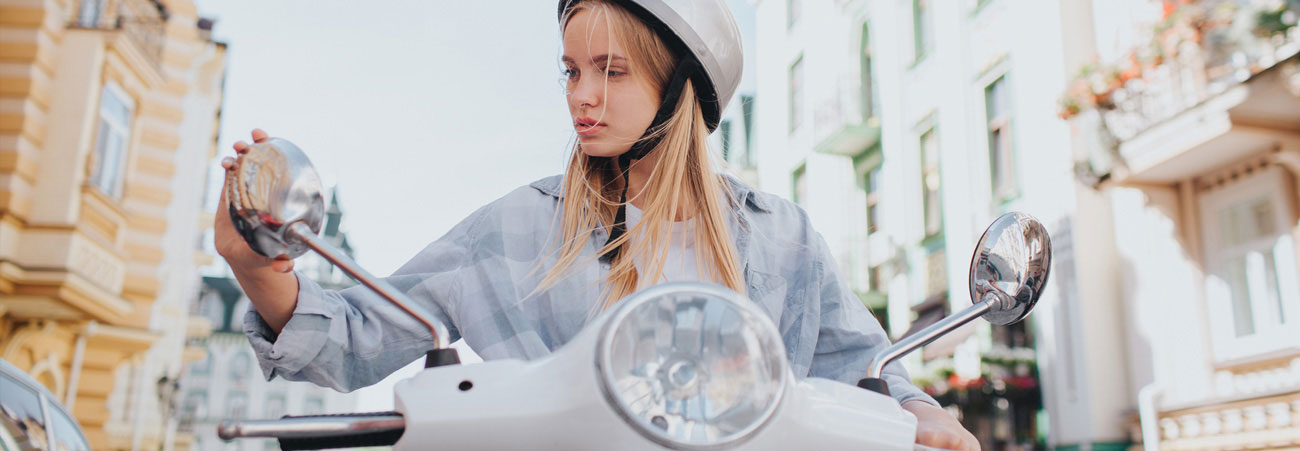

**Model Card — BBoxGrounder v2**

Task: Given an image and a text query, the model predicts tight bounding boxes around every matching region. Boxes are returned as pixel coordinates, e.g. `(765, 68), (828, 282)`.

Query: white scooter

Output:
(215, 139), (1052, 450)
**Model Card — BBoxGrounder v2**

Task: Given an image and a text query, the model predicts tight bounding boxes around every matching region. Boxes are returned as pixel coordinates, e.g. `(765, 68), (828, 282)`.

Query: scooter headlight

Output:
(596, 282), (789, 450)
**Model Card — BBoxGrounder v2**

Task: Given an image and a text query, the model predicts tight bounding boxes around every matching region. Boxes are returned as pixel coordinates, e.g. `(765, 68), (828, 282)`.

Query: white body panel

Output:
(394, 318), (918, 450)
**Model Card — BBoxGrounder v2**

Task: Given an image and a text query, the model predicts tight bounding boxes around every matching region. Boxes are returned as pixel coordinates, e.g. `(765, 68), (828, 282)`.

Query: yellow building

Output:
(0, 0), (225, 448)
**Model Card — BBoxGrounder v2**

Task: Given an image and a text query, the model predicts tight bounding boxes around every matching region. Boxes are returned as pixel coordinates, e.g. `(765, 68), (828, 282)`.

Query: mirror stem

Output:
(287, 221), (451, 350)
(860, 292), (1005, 396)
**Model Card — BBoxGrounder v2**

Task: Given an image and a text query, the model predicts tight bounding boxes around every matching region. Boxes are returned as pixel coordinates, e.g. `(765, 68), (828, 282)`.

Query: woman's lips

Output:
(576, 123), (605, 136)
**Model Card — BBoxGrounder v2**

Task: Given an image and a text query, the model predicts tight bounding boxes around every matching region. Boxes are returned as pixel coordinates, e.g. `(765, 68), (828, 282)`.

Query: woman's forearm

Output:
(231, 265), (300, 334)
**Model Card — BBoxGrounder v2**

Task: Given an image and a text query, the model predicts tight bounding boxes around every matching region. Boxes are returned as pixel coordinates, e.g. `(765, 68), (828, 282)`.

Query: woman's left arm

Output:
(803, 229), (976, 450)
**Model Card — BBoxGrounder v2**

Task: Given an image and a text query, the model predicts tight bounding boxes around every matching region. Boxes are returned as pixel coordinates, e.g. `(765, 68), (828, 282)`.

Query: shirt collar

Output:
(529, 173), (773, 214)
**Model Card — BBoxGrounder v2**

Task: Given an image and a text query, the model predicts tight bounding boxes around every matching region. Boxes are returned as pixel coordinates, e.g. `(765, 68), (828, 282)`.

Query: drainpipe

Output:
(1138, 383), (1163, 451)
(64, 321), (98, 410)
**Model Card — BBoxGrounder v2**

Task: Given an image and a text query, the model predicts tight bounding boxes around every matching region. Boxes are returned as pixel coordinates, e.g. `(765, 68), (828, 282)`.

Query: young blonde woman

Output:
(215, 1), (978, 449)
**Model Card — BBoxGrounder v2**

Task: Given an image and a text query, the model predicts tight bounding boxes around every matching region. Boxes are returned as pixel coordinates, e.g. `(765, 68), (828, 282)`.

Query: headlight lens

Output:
(596, 282), (789, 450)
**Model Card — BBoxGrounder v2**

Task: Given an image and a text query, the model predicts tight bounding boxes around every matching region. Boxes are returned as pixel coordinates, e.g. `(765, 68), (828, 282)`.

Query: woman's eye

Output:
(606, 70), (624, 77)
(562, 68), (578, 80)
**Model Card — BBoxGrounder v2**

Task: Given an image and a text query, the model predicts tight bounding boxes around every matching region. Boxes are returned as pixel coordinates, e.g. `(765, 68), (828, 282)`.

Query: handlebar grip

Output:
(280, 428), (403, 450)
(218, 411), (404, 450)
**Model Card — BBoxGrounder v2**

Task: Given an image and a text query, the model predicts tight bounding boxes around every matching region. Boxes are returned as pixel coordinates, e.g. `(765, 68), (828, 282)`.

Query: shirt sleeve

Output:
(242, 202), (494, 392)
(805, 230), (941, 408)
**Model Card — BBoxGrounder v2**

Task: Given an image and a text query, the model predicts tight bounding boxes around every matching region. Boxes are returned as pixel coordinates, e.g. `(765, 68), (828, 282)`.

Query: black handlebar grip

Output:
(425, 348), (461, 368)
(274, 412), (405, 451)
(856, 377), (891, 396)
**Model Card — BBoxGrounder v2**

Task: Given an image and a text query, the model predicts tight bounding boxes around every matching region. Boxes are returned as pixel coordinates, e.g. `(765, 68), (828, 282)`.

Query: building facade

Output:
(1064, 0), (1300, 449)
(751, 0), (1128, 449)
(178, 190), (360, 451)
(0, 0), (227, 448)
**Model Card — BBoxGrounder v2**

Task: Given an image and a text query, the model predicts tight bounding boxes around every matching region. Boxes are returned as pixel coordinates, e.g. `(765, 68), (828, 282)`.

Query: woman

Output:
(215, 1), (978, 449)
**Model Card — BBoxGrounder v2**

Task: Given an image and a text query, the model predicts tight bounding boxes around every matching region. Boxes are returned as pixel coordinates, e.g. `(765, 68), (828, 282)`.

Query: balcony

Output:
(1062, 1), (1300, 186)
(813, 74), (881, 157)
(70, 0), (167, 75)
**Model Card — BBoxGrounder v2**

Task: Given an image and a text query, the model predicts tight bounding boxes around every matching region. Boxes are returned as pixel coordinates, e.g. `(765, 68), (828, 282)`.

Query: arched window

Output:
(201, 291), (224, 326)
(231, 296), (251, 327)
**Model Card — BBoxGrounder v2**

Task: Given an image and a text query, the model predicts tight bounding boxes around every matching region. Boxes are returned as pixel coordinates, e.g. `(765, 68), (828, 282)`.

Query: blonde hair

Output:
(539, 0), (745, 312)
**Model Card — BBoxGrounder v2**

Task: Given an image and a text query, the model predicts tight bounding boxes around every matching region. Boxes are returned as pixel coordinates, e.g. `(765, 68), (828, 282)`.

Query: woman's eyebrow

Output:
(561, 54), (627, 65)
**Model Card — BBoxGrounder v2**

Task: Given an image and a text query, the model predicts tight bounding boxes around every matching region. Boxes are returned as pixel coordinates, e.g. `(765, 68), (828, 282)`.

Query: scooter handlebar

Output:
(218, 411), (405, 450)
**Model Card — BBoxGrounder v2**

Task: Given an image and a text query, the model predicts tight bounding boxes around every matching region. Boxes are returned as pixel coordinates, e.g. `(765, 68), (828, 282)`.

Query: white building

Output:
(178, 191), (360, 451)
(751, 0), (1131, 448)
(1066, 1), (1300, 449)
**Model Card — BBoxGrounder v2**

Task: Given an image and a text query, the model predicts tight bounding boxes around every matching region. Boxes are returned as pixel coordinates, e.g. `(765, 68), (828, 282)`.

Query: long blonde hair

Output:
(538, 0), (745, 311)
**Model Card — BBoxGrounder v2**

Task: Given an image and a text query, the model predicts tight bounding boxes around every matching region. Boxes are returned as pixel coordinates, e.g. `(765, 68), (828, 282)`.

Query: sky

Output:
(194, 0), (757, 412)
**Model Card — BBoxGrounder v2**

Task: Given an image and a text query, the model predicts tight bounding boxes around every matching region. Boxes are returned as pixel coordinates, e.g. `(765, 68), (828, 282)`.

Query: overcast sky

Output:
(195, 0), (756, 412)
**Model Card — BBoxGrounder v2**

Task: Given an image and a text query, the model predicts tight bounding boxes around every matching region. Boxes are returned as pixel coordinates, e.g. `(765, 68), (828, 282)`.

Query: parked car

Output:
(0, 358), (90, 451)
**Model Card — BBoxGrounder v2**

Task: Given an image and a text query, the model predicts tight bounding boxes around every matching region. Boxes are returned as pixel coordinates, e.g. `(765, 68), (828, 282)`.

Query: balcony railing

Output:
(812, 74), (875, 153)
(71, 0), (167, 73)
(811, 74), (883, 157)
(1061, 0), (1300, 185)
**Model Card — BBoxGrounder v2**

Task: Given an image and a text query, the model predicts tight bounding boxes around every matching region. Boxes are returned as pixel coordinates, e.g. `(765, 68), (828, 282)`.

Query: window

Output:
(860, 23), (878, 120)
(740, 95), (755, 167)
(190, 353), (211, 376)
(229, 352), (251, 382)
(789, 56), (804, 133)
(88, 82), (134, 199)
(1200, 166), (1300, 362)
(865, 165), (882, 234)
(985, 75), (1017, 202)
(912, 0), (933, 63)
(792, 163), (807, 207)
(303, 396), (325, 415)
(869, 265), (886, 292)
(787, 0), (801, 29)
(198, 291), (224, 328)
(265, 395), (286, 419)
(183, 392), (208, 421)
(920, 128), (942, 238)
(925, 248), (947, 297)
(869, 302), (890, 338)
(76, 0), (105, 27)
(226, 392), (248, 420)
(720, 119), (733, 162)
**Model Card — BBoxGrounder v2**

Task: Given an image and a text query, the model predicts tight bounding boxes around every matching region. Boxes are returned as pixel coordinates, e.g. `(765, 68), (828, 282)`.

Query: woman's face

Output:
(562, 8), (660, 158)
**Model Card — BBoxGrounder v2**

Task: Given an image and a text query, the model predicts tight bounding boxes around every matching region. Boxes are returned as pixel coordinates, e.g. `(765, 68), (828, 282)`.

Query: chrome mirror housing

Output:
(224, 138), (325, 259)
(222, 137), (450, 351)
(970, 212), (1052, 326)
(859, 212), (1052, 395)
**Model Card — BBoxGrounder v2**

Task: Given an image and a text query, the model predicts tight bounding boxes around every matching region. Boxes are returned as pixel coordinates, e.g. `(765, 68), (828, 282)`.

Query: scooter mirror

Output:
(969, 212), (1052, 326)
(223, 137), (453, 353)
(225, 138), (325, 259)
(859, 212), (1051, 395)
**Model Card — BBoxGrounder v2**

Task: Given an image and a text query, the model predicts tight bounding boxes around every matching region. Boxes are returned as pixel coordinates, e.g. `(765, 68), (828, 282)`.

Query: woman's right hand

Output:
(215, 128), (295, 274)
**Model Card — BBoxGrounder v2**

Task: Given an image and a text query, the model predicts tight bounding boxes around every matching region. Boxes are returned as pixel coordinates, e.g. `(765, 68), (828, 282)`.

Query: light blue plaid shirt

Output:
(245, 174), (938, 407)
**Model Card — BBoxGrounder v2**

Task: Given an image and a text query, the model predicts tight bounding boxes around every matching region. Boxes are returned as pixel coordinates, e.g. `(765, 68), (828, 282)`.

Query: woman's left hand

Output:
(902, 400), (980, 451)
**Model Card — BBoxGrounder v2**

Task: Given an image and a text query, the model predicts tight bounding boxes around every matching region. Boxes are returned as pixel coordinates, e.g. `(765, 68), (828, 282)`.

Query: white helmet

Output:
(558, 0), (743, 132)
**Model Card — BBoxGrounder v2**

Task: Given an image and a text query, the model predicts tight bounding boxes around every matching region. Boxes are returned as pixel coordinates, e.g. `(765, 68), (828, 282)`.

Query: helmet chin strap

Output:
(600, 58), (699, 264)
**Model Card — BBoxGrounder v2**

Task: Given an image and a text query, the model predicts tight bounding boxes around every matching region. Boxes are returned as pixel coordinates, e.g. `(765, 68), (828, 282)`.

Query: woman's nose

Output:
(569, 76), (602, 110)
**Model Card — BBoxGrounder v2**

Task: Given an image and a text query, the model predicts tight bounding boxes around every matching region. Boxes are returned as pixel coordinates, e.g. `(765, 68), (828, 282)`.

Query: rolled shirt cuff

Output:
(244, 271), (335, 381)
